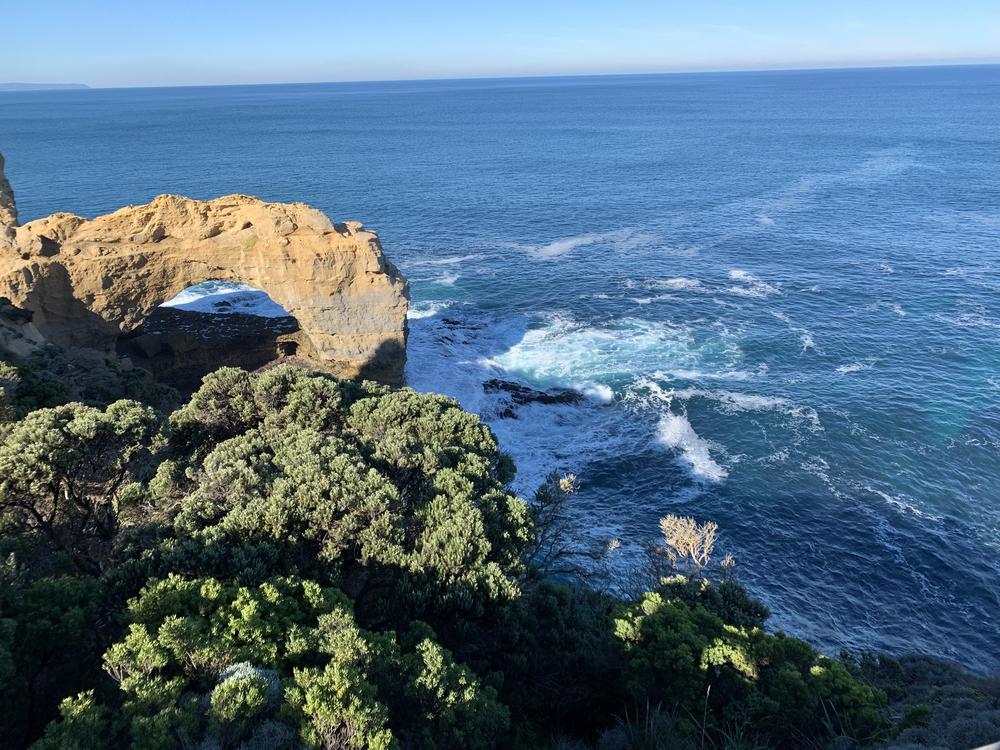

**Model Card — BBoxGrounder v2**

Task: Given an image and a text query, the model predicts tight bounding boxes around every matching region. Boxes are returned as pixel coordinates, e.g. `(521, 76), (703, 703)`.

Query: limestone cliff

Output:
(0, 154), (409, 383)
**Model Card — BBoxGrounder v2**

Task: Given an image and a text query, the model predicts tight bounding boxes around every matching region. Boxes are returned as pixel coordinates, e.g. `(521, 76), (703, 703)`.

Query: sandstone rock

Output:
(0, 154), (409, 383)
(0, 296), (46, 359)
(0, 153), (17, 236)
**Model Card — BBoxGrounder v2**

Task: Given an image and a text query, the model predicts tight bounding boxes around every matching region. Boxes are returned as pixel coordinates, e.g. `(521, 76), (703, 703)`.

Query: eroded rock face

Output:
(0, 153), (16, 235)
(0, 154), (409, 383)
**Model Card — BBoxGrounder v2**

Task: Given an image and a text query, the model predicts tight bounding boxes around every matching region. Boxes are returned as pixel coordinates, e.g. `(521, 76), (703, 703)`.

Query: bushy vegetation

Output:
(1, 360), (993, 749)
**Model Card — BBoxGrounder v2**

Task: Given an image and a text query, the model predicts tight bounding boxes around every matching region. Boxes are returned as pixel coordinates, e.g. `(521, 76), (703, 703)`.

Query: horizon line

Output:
(7, 59), (1000, 93)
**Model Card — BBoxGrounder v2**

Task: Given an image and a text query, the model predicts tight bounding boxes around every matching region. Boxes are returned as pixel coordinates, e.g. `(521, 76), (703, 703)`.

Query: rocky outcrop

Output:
(0, 154), (16, 236)
(0, 154), (409, 383)
(0, 296), (46, 359)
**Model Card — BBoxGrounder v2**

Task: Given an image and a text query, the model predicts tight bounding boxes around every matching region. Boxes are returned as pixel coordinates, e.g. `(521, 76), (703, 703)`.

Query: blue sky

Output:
(3, 1), (999, 87)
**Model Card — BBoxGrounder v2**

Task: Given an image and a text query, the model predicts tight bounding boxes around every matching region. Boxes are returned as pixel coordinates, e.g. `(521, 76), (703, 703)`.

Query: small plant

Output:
(658, 514), (718, 576)
(597, 702), (683, 750)
(559, 473), (580, 494)
(719, 553), (737, 581)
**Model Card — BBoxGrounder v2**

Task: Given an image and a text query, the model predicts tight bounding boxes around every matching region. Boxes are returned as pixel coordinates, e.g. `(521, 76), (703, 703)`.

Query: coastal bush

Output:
(158, 367), (531, 622)
(613, 585), (889, 747)
(38, 573), (506, 750)
(456, 581), (625, 746)
(848, 653), (1000, 749)
(0, 573), (102, 747)
(0, 361), (973, 750)
(0, 359), (66, 421)
(0, 400), (160, 574)
(0, 350), (177, 420)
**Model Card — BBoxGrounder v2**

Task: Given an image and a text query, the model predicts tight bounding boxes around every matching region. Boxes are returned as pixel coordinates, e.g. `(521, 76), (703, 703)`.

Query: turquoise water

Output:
(2, 65), (999, 671)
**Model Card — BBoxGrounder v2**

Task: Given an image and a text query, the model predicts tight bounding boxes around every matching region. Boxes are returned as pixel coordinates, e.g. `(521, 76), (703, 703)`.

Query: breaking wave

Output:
(161, 281), (291, 318)
(657, 410), (729, 482)
(407, 300), (451, 319)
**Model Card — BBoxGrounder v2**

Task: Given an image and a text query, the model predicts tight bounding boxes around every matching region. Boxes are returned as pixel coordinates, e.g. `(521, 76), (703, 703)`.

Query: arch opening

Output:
(116, 280), (303, 394)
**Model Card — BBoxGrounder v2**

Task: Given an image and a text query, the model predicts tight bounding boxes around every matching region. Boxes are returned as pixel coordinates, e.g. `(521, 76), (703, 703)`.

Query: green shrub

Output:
(45, 573), (509, 749)
(0, 359), (66, 421)
(159, 367), (532, 621)
(0, 400), (160, 574)
(30, 691), (109, 750)
(0, 574), (102, 746)
(614, 582), (889, 748)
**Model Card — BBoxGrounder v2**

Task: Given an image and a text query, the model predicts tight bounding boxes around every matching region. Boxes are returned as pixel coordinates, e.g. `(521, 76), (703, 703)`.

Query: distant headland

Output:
(0, 82), (89, 92)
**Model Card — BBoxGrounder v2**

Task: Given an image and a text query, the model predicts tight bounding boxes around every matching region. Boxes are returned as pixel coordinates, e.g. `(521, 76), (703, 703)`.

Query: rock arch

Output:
(0, 155), (409, 383)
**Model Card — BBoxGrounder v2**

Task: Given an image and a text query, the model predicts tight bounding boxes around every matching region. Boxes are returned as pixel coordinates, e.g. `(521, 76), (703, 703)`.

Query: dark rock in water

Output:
(441, 317), (482, 330)
(483, 378), (585, 407)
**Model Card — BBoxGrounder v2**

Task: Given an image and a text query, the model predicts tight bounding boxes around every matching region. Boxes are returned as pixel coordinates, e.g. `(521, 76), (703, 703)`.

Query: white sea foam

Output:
(406, 306), (759, 492)
(851, 150), (921, 180)
(625, 277), (703, 292)
(836, 363), (864, 374)
(864, 486), (943, 522)
(485, 314), (743, 387)
(800, 457), (838, 492)
(433, 272), (460, 286)
(770, 310), (815, 351)
(628, 379), (730, 483)
(655, 367), (759, 382)
(836, 358), (877, 375)
(726, 269), (780, 298)
(727, 147), (922, 233)
(522, 228), (653, 259)
(762, 449), (790, 463)
(670, 387), (822, 431)
(934, 307), (1000, 331)
(577, 382), (615, 403)
(161, 281), (290, 318)
(406, 253), (484, 267)
(407, 300), (451, 319)
(404, 311), (644, 493)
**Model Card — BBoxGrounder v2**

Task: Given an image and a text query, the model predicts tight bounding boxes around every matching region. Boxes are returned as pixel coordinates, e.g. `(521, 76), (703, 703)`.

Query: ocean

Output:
(2, 65), (998, 671)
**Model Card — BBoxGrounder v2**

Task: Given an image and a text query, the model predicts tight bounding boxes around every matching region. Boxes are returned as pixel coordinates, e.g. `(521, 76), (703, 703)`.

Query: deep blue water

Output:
(2, 66), (999, 672)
